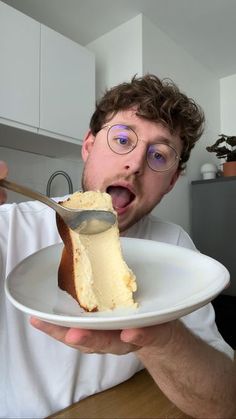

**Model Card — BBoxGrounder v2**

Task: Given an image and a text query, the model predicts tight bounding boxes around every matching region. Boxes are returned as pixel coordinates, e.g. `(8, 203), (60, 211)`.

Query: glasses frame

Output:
(100, 124), (181, 172)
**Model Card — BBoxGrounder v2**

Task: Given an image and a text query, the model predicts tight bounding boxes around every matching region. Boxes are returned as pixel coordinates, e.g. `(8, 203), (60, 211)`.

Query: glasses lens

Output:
(107, 124), (137, 154)
(147, 143), (178, 171)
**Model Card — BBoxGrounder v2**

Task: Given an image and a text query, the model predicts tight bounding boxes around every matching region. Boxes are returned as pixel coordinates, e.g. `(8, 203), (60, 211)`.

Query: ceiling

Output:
(3, 0), (236, 78)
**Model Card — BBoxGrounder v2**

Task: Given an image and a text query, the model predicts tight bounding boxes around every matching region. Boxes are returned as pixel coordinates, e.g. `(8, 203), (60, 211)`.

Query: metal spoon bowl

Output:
(0, 179), (116, 235)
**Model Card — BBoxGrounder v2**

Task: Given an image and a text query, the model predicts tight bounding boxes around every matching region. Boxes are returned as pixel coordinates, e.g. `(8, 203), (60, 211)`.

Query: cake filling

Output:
(56, 191), (137, 312)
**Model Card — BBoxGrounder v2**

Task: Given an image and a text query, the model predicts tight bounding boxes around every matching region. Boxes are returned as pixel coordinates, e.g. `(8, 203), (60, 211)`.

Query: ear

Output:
(165, 169), (181, 194)
(81, 130), (96, 162)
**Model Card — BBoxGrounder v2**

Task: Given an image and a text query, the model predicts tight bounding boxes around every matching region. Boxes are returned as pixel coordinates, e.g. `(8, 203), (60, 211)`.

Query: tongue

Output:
(107, 186), (132, 209)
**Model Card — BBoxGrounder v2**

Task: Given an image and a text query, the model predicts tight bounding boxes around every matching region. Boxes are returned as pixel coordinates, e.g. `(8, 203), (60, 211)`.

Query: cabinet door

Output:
(40, 25), (95, 141)
(0, 2), (40, 128)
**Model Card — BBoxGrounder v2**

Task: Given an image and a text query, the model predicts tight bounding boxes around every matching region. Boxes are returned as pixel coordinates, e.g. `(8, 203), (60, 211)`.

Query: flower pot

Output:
(223, 161), (236, 177)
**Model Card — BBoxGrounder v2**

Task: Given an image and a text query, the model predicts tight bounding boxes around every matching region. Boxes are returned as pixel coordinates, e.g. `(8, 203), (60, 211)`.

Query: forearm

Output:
(31, 317), (236, 418)
(136, 320), (236, 418)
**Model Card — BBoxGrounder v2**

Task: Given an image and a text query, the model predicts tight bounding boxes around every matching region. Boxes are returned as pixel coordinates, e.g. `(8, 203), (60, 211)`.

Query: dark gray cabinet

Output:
(191, 177), (236, 295)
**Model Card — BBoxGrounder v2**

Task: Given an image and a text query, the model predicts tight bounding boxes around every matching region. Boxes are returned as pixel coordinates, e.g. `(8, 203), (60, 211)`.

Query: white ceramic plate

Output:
(5, 238), (229, 330)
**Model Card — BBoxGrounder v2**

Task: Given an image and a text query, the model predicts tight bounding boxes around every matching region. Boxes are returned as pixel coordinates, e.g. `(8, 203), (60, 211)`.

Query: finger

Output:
(30, 317), (93, 351)
(120, 323), (174, 348)
(31, 318), (103, 348)
(0, 188), (7, 204)
(30, 317), (70, 342)
(65, 328), (138, 355)
(31, 317), (139, 354)
(0, 161), (8, 179)
(0, 161), (8, 204)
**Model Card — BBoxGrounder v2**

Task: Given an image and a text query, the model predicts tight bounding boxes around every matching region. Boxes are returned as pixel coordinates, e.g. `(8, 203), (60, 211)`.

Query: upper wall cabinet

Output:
(0, 1), (40, 130)
(0, 2), (95, 154)
(40, 25), (95, 141)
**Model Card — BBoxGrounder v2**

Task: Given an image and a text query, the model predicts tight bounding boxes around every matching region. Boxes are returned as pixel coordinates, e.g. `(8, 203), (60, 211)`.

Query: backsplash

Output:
(0, 146), (84, 203)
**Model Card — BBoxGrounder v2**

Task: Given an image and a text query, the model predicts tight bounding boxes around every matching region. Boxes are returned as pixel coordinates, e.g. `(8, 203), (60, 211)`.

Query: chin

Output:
(117, 214), (129, 233)
(117, 211), (139, 233)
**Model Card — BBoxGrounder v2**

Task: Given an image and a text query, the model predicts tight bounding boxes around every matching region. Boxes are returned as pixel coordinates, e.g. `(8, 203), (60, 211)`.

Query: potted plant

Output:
(206, 134), (236, 177)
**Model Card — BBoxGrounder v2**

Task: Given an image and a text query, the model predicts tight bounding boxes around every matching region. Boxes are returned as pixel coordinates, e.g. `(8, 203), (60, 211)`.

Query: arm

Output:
(130, 321), (236, 419)
(30, 317), (236, 418)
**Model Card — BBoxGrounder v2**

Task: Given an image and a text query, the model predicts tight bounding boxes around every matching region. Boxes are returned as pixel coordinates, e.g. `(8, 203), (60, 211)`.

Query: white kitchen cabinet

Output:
(0, 1), (40, 130)
(40, 25), (95, 141)
(0, 2), (95, 156)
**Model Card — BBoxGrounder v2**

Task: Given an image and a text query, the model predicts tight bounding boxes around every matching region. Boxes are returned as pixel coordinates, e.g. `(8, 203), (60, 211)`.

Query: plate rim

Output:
(5, 239), (230, 329)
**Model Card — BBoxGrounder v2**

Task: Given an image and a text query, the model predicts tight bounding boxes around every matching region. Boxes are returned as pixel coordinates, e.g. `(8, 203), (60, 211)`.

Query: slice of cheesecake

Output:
(56, 191), (137, 312)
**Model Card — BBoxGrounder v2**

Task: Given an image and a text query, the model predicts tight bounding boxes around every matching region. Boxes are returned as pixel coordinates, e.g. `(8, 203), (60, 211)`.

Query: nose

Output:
(123, 144), (146, 175)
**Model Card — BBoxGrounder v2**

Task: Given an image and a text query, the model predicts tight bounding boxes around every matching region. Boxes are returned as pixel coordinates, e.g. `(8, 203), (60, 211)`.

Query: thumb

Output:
(120, 323), (174, 348)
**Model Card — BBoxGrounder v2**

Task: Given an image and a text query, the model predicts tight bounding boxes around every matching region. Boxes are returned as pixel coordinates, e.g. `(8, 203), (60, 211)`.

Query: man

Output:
(0, 75), (235, 418)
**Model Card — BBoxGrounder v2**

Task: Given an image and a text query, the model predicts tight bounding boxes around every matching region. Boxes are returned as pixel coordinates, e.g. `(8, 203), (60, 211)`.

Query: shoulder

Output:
(0, 200), (56, 227)
(126, 215), (196, 250)
(0, 199), (63, 274)
(0, 199), (51, 213)
(0, 195), (69, 217)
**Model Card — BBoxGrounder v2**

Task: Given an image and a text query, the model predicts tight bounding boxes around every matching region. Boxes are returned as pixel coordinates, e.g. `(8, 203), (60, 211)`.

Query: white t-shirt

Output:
(0, 200), (233, 418)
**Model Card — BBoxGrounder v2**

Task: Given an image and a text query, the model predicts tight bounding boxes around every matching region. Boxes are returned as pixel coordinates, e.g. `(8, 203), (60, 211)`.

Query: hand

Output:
(30, 316), (174, 355)
(0, 161), (8, 204)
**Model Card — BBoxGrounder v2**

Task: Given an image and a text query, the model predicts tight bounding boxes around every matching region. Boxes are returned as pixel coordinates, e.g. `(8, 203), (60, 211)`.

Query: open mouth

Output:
(106, 186), (135, 210)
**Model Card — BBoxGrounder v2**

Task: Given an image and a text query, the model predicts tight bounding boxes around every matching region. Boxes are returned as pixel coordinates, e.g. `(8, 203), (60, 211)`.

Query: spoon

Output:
(0, 179), (116, 235)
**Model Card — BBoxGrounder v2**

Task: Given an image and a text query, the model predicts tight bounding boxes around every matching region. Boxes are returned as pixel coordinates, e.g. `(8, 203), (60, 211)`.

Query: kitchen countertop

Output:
(48, 369), (192, 419)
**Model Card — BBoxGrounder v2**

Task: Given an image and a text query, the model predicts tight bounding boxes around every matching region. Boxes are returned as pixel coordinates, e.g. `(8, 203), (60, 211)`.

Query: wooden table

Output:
(48, 369), (192, 418)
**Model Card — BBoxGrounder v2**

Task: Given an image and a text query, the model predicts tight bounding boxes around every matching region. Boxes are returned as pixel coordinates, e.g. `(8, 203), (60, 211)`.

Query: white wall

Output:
(220, 74), (236, 134)
(142, 15), (220, 231)
(87, 14), (220, 232)
(0, 147), (83, 203)
(87, 15), (143, 98)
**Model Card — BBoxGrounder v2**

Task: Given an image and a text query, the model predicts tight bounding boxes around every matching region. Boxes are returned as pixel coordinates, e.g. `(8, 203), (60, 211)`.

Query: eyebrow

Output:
(152, 136), (173, 145)
(114, 123), (174, 145)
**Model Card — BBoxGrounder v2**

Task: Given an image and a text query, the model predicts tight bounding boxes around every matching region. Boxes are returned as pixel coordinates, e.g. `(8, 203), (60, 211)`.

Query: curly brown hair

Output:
(90, 74), (205, 171)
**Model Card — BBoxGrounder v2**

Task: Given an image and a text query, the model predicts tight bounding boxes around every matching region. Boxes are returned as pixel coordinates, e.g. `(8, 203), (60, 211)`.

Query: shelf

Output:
(192, 176), (236, 185)
(0, 123), (82, 161)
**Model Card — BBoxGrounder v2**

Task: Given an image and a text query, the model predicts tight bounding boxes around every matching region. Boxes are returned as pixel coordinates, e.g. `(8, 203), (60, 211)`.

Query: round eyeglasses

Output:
(101, 124), (181, 172)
